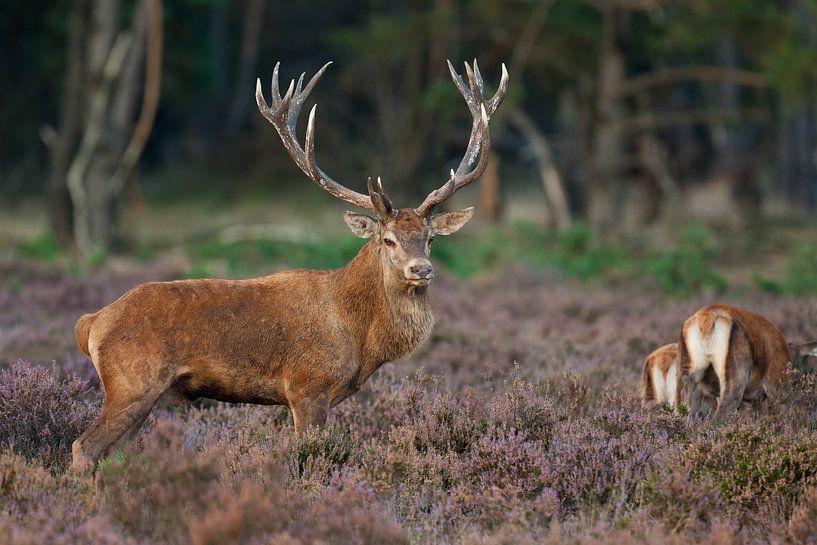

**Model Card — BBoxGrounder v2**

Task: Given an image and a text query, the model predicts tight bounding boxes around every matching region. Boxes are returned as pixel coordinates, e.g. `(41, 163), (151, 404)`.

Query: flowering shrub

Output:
(0, 361), (98, 470)
(2, 261), (817, 543)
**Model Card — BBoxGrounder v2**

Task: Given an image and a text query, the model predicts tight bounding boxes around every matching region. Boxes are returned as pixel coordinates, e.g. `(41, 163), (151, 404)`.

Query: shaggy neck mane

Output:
(330, 241), (433, 371)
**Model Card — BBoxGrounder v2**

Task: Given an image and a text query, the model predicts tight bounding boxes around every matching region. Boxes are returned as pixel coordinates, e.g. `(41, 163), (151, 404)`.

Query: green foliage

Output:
(433, 221), (626, 282)
(5, 276), (23, 294)
(177, 221), (737, 297)
(685, 423), (817, 518)
(17, 232), (60, 263)
(755, 244), (817, 295)
(646, 225), (727, 296)
(187, 233), (363, 278)
(85, 247), (108, 268)
(782, 244), (817, 295)
(547, 222), (628, 281)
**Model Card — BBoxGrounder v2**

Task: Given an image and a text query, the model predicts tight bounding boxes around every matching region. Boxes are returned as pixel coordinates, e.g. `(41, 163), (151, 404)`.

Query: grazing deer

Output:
(70, 60), (508, 473)
(641, 342), (716, 413)
(789, 340), (817, 373)
(677, 304), (790, 422)
(640, 343), (680, 410)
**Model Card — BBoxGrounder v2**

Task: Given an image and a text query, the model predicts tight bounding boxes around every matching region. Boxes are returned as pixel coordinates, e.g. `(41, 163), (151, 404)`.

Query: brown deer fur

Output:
(70, 60), (508, 473)
(640, 343), (679, 410)
(677, 304), (790, 422)
(71, 208), (472, 473)
(641, 342), (716, 413)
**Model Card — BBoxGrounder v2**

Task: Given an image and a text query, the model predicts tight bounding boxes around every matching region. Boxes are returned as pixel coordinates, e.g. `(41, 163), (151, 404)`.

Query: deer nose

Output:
(410, 263), (434, 279)
(405, 259), (434, 280)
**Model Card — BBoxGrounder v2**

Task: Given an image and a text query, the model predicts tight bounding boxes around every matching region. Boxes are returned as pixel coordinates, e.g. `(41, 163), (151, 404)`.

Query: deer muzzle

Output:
(404, 259), (434, 285)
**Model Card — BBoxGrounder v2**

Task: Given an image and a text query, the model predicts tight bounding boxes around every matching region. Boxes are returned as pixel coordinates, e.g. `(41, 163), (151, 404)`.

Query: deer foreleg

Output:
(290, 398), (329, 432)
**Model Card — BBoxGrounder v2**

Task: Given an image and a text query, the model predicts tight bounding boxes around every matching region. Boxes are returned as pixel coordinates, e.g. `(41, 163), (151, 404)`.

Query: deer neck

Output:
(332, 241), (434, 368)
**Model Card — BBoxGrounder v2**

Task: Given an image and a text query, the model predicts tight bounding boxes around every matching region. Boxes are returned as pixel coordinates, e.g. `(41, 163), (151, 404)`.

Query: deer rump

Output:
(677, 305), (789, 419)
(640, 342), (716, 412)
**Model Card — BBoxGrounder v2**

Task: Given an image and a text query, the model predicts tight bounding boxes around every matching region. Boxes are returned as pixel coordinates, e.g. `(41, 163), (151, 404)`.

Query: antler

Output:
(415, 60), (509, 217)
(256, 62), (381, 212)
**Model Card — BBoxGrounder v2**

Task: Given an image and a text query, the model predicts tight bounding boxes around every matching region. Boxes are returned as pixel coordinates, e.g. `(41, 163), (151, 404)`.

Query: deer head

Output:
(789, 340), (817, 372)
(255, 60), (508, 289)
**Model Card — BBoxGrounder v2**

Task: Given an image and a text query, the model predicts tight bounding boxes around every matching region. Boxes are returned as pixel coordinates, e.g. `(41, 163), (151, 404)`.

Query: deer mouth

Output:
(406, 276), (433, 287)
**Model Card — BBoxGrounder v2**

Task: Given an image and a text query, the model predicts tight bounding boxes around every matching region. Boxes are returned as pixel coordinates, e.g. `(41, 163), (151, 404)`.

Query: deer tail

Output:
(75, 313), (96, 357)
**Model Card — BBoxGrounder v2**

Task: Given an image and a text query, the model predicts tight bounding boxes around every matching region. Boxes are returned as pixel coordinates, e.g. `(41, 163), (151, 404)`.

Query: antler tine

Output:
(472, 59), (485, 96)
(304, 104), (319, 178)
(367, 176), (394, 219)
(376, 176), (395, 216)
(271, 62), (282, 107)
(289, 61), (332, 128)
(299, 62), (333, 104)
(487, 63), (509, 116)
(295, 72), (306, 96)
(256, 62), (373, 211)
(415, 62), (505, 218)
(464, 60), (485, 101)
(447, 60), (472, 106)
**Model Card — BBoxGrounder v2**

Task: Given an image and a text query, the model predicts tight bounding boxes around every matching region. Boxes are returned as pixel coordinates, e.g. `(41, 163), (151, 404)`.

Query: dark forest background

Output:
(2, 0), (817, 259)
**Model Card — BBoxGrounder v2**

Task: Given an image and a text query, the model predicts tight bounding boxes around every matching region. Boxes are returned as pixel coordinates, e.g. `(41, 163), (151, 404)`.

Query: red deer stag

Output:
(70, 60), (508, 473)
(677, 304), (790, 422)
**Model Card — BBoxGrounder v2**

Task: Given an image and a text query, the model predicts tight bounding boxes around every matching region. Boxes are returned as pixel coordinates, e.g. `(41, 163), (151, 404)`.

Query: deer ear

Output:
(429, 207), (474, 235)
(344, 211), (379, 238)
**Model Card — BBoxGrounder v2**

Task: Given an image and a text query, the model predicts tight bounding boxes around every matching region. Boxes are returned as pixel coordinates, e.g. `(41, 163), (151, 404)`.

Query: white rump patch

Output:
(652, 360), (678, 407)
(685, 316), (731, 396)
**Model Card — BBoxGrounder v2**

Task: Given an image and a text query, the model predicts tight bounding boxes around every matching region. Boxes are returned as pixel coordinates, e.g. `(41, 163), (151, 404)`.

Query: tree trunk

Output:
(714, 34), (745, 169)
(588, 7), (626, 232)
(508, 107), (571, 229)
(225, 0), (267, 136)
(45, 0), (89, 246)
(80, 0), (148, 251)
(61, 0), (162, 256)
(479, 150), (502, 223)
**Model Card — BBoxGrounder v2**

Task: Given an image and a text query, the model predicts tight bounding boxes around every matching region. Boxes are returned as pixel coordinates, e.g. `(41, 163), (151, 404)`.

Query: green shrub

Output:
(754, 244), (817, 295)
(685, 422), (817, 520)
(646, 225), (727, 296)
(18, 232), (60, 262)
(782, 244), (817, 295)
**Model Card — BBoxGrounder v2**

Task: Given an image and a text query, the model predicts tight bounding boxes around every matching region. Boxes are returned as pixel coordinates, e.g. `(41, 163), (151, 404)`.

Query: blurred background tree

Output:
(1, 0), (816, 256)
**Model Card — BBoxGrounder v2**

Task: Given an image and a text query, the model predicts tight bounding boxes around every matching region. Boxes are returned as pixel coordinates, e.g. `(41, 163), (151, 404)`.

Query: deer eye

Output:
(428, 236), (435, 246)
(383, 237), (396, 247)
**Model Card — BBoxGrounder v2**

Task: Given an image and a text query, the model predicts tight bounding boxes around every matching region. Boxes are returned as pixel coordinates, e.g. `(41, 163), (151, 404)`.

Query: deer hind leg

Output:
(290, 397), (329, 432)
(71, 378), (172, 474)
(683, 326), (715, 420)
(712, 326), (752, 423)
(106, 384), (193, 456)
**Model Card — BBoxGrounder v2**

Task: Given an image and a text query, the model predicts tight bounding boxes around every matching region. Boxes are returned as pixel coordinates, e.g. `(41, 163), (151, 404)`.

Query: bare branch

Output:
(508, 108), (571, 229)
(110, 0), (163, 196)
(620, 107), (769, 135)
(66, 33), (134, 255)
(618, 66), (767, 98)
